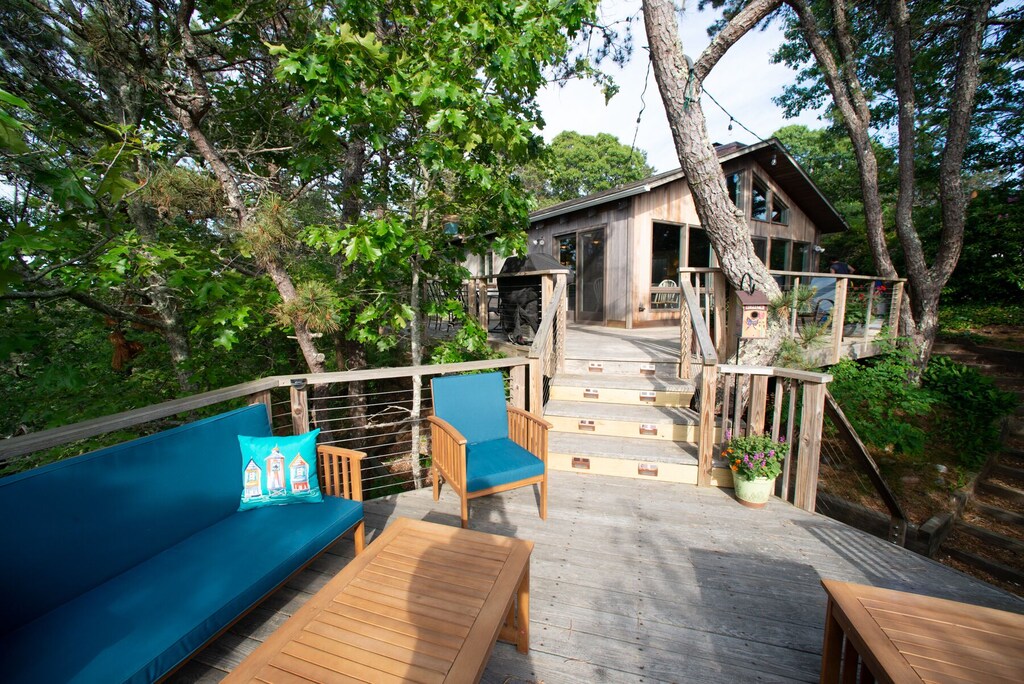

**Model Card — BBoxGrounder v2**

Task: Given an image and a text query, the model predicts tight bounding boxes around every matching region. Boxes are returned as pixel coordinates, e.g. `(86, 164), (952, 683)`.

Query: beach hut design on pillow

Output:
(289, 454), (311, 493)
(266, 446), (286, 496)
(243, 459), (263, 499)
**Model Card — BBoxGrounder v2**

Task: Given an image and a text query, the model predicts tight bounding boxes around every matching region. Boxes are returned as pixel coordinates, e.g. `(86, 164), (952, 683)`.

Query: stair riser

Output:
(562, 359), (681, 376)
(549, 452), (733, 486)
(548, 385), (693, 408)
(549, 415), (716, 442)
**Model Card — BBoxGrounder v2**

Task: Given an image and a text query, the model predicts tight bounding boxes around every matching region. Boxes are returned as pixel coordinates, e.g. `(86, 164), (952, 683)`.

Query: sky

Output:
(536, 1), (827, 172)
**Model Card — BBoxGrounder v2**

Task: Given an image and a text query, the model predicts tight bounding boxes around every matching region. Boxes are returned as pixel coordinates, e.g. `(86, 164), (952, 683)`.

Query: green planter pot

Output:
(732, 475), (775, 509)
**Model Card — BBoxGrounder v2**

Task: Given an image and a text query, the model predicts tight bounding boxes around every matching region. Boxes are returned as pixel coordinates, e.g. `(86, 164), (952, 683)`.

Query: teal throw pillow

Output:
(238, 430), (323, 510)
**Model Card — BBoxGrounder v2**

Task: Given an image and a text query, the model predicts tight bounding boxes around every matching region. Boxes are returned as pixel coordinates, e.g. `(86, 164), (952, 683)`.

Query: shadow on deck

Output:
(172, 471), (1022, 683)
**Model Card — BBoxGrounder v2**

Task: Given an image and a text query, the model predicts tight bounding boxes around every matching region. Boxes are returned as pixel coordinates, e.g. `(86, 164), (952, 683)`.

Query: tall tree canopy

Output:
(0, 0), (606, 438)
(768, 0), (1021, 365)
(522, 131), (655, 207)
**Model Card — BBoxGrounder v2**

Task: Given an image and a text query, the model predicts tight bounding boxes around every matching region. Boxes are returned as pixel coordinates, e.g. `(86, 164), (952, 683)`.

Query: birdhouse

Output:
(736, 289), (770, 339)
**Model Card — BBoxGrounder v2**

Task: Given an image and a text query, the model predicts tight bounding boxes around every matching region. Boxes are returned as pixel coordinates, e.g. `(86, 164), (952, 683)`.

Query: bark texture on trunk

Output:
(643, 0), (786, 365)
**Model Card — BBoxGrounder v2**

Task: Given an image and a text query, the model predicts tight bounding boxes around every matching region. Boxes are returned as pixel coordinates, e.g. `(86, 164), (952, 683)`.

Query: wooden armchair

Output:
(317, 444), (366, 552)
(428, 372), (551, 528)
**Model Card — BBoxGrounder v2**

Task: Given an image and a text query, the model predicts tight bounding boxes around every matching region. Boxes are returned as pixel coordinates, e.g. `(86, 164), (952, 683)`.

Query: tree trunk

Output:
(408, 255), (425, 490)
(643, 0), (786, 366)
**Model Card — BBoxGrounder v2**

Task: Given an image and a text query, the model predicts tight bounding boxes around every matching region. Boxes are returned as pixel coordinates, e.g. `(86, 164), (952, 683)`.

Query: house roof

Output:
(529, 138), (848, 234)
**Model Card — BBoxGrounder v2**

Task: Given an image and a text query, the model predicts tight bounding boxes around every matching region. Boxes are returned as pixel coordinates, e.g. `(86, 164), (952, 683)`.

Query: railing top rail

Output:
(681, 279), (717, 365)
(718, 363), (833, 384)
(0, 357), (533, 463)
(678, 266), (906, 284)
(528, 279), (567, 360)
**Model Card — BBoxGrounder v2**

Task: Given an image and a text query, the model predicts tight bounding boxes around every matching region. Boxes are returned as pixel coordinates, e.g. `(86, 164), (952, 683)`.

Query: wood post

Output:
(528, 358), (543, 416)
(697, 363), (718, 487)
(830, 278), (849, 364)
(289, 380), (310, 435)
(680, 287), (692, 380)
(749, 375), (768, 435)
(888, 281), (904, 331)
(555, 273), (567, 375)
(249, 390), (274, 429)
(713, 271), (727, 361)
(510, 365), (526, 410)
(794, 381), (827, 512)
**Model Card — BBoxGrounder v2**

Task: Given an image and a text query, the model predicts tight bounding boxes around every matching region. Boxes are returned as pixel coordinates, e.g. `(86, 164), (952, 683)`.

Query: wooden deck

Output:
(171, 472), (1022, 683)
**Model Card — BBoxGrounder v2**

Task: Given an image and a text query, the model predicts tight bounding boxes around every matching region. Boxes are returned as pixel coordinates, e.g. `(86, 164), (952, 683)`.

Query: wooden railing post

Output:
(555, 272), (567, 374)
(249, 390), (274, 429)
(795, 380), (827, 512)
(467, 279), (479, 326)
(748, 375), (769, 435)
(679, 286), (692, 380)
(289, 379), (310, 435)
(510, 365), (527, 409)
(713, 270), (727, 361)
(697, 363), (718, 487)
(476, 279), (489, 328)
(888, 281), (904, 331)
(528, 358), (543, 415)
(830, 278), (849, 364)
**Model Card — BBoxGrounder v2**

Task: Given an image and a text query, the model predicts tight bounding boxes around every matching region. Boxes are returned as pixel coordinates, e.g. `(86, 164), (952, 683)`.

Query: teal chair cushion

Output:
(431, 371), (509, 444)
(466, 439), (545, 492)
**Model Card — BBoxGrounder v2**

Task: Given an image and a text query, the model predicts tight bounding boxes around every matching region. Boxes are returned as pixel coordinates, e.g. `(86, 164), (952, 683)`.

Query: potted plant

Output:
(723, 432), (789, 508)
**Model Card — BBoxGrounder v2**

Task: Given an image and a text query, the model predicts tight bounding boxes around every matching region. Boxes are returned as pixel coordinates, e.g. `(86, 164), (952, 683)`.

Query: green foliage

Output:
(722, 432), (788, 482)
(828, 347), (933, 457)
(939, 302), (1024, 332)
(428, 321), (504, 365)
(521, 131), (655, 207)
(922, 356), (1018, 469)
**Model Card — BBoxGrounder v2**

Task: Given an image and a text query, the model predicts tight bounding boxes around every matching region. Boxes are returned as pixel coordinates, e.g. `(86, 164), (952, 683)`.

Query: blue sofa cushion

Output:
(239, 430), (323, 510)
(0, 404), (271, 635)
(466, 438), (545, 492)
(431, 372), (509, 444)
(0, 496), (363, 684)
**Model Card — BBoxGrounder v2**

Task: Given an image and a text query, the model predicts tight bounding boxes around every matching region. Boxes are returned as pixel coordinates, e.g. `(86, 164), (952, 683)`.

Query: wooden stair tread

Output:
(550, 374), (695, 392)
(544, 400), (700, 424)
(549, 433), (699, 463)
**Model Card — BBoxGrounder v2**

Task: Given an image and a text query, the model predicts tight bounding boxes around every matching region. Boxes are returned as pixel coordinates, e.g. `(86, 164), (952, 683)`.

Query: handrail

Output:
(528, 278), (566, 364)
(681, 279), (718, 364)
(823, 391), (908, 545)
(0, 357), (535, 463)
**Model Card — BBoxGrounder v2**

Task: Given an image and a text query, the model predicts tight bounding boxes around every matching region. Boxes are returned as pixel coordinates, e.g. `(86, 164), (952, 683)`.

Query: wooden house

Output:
(524, 138), (847, 327)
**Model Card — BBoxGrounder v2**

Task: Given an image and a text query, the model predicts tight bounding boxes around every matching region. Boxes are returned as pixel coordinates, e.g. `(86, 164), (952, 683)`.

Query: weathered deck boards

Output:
(170, 472), (1022, 683)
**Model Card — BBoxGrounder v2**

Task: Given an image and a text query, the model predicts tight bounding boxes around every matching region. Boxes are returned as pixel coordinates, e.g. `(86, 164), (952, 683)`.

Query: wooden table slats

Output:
(820, 580), (1024, 684)
(225, 518), (532, 684)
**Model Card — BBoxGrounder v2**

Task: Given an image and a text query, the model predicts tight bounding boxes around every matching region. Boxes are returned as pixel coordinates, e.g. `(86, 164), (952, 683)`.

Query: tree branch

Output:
(694, 0), (783, 84)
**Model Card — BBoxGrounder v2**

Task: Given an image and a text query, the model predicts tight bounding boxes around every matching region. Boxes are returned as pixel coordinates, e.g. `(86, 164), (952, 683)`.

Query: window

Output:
(726, 171), (743, 209)
(687, 226), (713, 267)
(752, 177), (769, 221)
(651, 223), (682, 284)
(752, 237), (767, 265)
(793, 242), (810, 272)
(771, 194), (790, 224)
(770, 239), (790, 271)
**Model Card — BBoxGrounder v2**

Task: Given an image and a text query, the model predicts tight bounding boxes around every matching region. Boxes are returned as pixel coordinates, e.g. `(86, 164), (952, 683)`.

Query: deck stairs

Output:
(543, 326), (729, 485)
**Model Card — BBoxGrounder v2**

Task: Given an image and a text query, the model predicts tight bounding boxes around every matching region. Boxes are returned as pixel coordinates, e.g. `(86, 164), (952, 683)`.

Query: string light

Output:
(701, 85), (767, 143)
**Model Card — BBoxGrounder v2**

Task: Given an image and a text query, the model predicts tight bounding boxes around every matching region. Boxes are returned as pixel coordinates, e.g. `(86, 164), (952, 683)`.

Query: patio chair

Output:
(428, 371), (551, 528)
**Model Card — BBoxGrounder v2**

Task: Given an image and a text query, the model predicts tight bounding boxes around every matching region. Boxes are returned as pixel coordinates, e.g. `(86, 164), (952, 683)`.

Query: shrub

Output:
(827, 346), (933, 457)
(922, 356), (1018, 469)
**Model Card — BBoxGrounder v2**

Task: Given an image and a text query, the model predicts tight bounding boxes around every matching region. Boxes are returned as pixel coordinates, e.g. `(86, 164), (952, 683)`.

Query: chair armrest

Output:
(507, 406), (551, 463)
(427, 415), (468, 488)
(317, 445), (366, 502)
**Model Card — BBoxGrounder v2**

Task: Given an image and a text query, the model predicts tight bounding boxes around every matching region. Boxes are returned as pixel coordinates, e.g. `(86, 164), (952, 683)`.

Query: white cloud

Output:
(536, 0), (825, 172)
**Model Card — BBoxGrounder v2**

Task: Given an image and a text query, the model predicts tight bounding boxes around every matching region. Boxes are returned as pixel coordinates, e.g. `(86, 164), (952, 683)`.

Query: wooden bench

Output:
(820, 579), (1024, 683)
(225, 517), (533, 683)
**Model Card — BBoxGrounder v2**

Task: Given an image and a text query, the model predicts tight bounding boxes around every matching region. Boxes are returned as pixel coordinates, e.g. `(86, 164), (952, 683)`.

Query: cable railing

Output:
(0, 357), (541, 501)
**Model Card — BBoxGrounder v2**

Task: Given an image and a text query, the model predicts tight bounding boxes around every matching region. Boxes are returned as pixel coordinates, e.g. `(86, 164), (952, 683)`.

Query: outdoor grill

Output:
(494, 252), (570, 344)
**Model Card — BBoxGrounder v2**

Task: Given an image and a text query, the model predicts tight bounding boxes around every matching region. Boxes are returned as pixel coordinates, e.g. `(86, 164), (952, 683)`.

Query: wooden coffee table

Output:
(820, 579), (1024, 683)
(225, 517), (533, 683)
